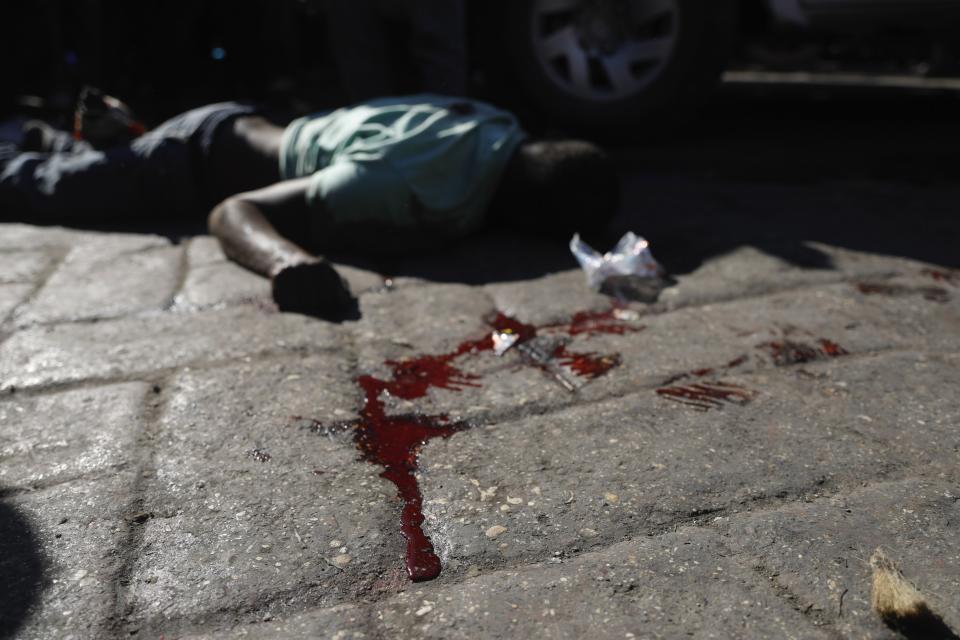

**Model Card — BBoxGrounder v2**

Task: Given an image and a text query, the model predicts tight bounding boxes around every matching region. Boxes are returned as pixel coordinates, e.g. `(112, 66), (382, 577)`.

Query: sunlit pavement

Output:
(2, 85), (960, 638)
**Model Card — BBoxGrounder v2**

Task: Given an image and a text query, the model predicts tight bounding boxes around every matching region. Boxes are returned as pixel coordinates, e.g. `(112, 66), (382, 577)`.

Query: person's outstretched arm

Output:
(208, 177), (354, 319)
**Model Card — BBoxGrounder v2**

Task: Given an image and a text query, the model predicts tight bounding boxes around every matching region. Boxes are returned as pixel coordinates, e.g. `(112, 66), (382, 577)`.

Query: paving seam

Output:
(100, 238), (174, 260)
(111, 332), (354, 637)
(0, 345), (348, 396)
(413, 469), (941, 593)
(0, 247), (61, 286)
(12, 308), (188, 331)
(0, 243), (71, 259)
(0, 463), (134, 499)
(110, 372), (176, 639)
(0, 259), (932, 335)
(2, 340), (950, 430)
(128, 585), (368, 640)
(635, 270), (913, 320)
(712, 474), (960, 638)
(10, 296), (285, 330)
(116, 473), (957, 637)
(2, 333), (951, 415)
(414, 344), (959, 439)
(735, 552), (847, 637)
(0, 244), (70, 334)
(167, 472), (952, 631)
(162, 239), (192, 311)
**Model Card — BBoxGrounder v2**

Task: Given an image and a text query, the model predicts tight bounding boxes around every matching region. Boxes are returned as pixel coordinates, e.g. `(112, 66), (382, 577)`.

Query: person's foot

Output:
(271, 259), (357, 321)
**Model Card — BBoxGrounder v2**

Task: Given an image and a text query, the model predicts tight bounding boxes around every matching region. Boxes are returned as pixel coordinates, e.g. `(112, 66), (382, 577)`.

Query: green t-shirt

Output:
(279, 95), (526, 246)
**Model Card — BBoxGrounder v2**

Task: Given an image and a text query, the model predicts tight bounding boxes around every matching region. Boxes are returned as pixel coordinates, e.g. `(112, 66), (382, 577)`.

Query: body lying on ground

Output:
(0, 95), (619, 319)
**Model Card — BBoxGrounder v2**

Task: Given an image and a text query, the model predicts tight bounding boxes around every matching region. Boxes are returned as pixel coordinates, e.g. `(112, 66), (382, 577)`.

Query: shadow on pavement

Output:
(606, 83), (960, 276)
(0, 499), (44, 639)
(317, 83), (960, 282)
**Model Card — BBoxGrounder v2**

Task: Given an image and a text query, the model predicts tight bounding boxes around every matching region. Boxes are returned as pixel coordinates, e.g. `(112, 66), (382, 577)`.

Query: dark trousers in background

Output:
(0, 103), (253, 221)
(326, 0), (468, 101)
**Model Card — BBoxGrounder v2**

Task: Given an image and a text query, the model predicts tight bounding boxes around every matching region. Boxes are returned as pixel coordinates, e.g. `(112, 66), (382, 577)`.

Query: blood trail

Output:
(308, 308), (638, 581)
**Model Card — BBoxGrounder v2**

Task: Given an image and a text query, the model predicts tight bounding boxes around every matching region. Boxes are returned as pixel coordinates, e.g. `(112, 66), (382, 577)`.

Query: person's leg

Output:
(140, 102), (259, 211)
(0, 102), (267, 223)
(404, 0), (468, 96)
(326, 0), (399, 101)
(0, 104), (237, 221)
(21, 120), (93, 154)
(0, 134), (203, 222)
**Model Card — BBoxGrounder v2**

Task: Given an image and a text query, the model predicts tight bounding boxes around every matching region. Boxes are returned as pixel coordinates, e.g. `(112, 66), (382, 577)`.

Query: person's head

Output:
(488, 139), (619, 235)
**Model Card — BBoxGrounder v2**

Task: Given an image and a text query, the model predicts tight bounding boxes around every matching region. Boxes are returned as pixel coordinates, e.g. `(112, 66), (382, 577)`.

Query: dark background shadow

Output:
(0, 499), (44, 639)
(611, 81), (960, 276)
(2, 2), (958, 284)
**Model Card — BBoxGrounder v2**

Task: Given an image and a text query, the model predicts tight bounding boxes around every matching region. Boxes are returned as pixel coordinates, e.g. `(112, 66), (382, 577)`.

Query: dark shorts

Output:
(0, 102), (256, 220)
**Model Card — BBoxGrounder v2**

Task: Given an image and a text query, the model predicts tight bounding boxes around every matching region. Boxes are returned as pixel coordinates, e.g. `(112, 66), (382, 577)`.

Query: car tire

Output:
(499, 0), (738, 136)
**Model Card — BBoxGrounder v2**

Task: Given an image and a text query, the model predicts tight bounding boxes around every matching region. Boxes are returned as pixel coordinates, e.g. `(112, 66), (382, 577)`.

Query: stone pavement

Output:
(1, 215), (959, 639)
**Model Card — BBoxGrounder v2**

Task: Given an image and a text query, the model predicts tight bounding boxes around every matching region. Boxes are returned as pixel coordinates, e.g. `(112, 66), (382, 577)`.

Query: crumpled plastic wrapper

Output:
(570, 232), (670, 302)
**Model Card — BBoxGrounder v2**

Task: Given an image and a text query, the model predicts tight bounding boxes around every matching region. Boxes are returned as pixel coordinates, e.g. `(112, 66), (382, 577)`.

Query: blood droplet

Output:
(856, 282), (949, 303)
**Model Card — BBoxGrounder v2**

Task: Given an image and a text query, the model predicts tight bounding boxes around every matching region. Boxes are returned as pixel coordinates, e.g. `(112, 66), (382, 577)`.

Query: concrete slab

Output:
(179, 528), (832, 639)
(1, 219), (957, 639)
(412, 348), (959, 575)
(174, 237), (272, 311)
(0, 283), (32, 324)
(373, 529), (830, 640)
(14, 237), (181, 326)
(122, 356), (402, 635)
(0, 248), (59, 284)
(720, 478), (960, 637)
(0, 382), (149, 491)
(0, 307), (344, 391)
(2, 474), (137, 640)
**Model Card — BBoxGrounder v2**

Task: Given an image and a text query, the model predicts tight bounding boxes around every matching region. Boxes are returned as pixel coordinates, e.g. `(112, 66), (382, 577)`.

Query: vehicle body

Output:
(767, 0), (960, 28)
(480, 0), (960, 132)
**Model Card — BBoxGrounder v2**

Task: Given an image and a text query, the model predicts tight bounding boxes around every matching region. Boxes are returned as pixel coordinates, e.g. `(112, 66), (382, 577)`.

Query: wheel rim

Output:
(529, 0), (680, 102)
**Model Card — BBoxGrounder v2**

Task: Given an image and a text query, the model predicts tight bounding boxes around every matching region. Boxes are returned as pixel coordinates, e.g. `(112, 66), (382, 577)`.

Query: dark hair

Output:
(488, 139), (620, 234)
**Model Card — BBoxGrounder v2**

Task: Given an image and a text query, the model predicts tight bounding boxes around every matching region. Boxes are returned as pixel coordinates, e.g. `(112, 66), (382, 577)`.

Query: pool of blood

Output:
(312, 308), (637, 582)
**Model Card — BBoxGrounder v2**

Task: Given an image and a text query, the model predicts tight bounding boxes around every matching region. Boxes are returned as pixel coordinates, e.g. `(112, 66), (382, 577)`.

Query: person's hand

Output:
(271, 259), (355, 321)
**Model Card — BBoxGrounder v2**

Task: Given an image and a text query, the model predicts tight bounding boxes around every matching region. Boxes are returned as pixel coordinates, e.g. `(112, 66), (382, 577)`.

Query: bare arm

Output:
(208, 177), (316, 277)
(208, 178), (355, 319)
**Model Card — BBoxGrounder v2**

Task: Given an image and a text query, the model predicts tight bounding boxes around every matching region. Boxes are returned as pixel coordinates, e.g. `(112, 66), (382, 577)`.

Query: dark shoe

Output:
(74, 86), (145, 148)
